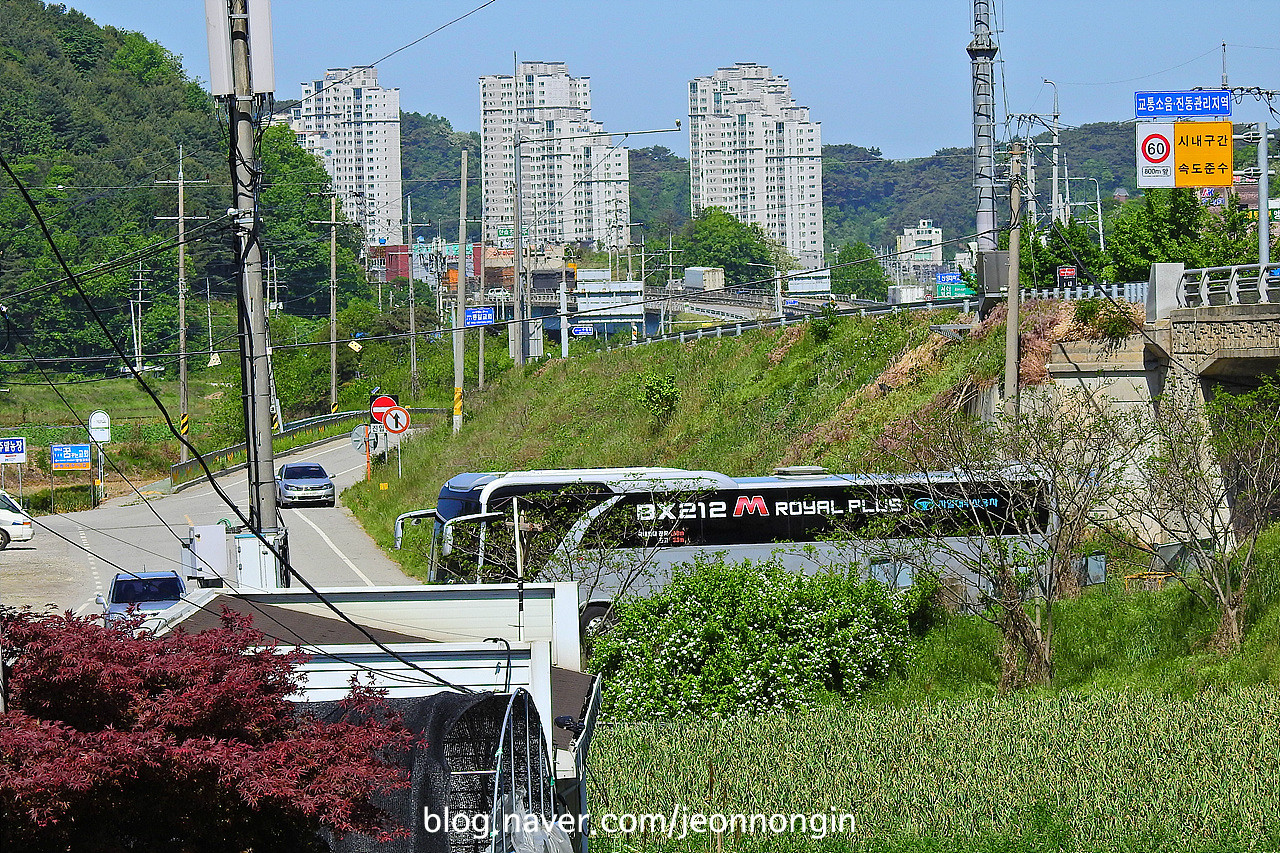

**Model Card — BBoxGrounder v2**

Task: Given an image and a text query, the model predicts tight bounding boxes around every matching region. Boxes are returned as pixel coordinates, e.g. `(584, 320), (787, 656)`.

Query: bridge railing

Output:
(1178, 263), (1280, 309)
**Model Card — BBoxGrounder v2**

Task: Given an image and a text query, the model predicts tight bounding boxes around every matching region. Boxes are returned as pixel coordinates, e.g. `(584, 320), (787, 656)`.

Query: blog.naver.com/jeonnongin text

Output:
(425, 805), (857, 841)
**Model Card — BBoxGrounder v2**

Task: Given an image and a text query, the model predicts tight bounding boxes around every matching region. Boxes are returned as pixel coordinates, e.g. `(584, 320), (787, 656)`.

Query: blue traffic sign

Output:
(51, 443), (91, 471)
(1135, 90), (1231, 119)
(936, 272), (963, 284)
(464, 306), (495, 327)
(571, 325), (595, 337)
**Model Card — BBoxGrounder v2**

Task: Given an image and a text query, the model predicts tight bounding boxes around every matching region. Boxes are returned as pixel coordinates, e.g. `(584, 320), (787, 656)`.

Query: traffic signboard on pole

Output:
(370, 394), (397, 424)
(1135, 90), (1231, 119)
(465, 306), (495, 327)
(383, 406), (410, 434)
(1137, 123), (1175, 187)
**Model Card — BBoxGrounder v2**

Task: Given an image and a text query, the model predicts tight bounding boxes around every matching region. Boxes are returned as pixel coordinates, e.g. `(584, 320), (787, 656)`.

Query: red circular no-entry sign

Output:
(370, 394), (398, 423)
(1141, 133), (1171, 164)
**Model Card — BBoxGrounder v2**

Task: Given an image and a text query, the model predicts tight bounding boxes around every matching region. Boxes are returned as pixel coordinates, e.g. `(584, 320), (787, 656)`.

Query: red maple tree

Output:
(0, 609), (414, 853)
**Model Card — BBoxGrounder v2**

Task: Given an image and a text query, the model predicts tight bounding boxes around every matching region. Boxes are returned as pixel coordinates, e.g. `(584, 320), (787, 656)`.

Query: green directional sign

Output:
(936, 283), (976, 298)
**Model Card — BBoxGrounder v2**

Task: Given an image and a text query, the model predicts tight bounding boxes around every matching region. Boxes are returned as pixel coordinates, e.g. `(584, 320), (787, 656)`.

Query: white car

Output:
(486, 287), (512, 302)
(0, 489), (34, 549)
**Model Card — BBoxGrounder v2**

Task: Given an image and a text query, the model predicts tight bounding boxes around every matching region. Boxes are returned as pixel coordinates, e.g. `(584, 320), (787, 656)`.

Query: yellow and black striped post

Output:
(180, 413), (190, 436)
(331, 401), (339, 414)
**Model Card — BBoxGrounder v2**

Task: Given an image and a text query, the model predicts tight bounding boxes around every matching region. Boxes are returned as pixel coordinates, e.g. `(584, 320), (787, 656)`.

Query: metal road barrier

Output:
(613, 282), (1147, 352)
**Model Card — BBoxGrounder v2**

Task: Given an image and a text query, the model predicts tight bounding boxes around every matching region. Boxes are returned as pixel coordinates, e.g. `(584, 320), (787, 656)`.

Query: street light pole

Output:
(1045, 79), (1062, 225)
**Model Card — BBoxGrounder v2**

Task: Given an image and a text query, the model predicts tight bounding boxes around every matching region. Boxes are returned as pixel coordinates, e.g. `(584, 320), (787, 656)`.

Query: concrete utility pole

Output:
(130, 262), (149, 371)
(969, 0), (998, 254)
(310, 194), (341, 412)
(1045, 79), (1062, 225)
(220, 0), (279, 534)
(453, 148), (467, 434)
(1259, 121), (1270, 269)
(1005, 142), (1023, 421)
(157, 144), (207, 461)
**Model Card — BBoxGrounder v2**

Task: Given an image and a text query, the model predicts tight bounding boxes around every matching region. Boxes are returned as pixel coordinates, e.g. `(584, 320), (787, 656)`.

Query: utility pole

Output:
(310, 193), (341, 412)
(1259, 121), (1270, 269)
(1045, 79), (1062, 225)
(1005, 142), (1023, 421)
(211, 0), (280, 537)
(477, 214), (486, 390)
(157, 144), (207, 461)
(129, 263), (149, 371)
(969, 0), (998, 255)
(406, 196), (419, 397)
(453, 148), (467, 434)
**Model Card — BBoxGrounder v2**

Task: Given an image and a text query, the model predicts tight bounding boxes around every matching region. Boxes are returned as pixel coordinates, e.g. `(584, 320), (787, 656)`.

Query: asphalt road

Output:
(0, 437), (418, 616)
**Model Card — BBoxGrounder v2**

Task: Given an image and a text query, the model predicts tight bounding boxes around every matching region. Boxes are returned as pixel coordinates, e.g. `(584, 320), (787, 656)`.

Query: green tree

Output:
(830, 241), (890, 300)
(1016, 218), (1107, 288)
(677, 207), (772, 288)
(1104, 188), (1204, 281)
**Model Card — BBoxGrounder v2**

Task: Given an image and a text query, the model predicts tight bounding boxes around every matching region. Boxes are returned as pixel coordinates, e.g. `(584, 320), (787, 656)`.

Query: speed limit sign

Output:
(1136, 123), (1174, 188)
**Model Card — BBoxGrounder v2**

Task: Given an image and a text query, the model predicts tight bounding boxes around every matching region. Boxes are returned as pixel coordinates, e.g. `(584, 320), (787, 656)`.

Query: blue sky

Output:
(72, 1), (1280, 160)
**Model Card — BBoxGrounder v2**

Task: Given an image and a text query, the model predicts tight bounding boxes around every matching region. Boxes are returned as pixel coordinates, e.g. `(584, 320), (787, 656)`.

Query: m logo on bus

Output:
(733, 496), (769, 517)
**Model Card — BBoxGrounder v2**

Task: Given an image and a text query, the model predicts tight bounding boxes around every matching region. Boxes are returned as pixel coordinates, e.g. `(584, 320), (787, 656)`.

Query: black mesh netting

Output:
(305, 691), (513, 853)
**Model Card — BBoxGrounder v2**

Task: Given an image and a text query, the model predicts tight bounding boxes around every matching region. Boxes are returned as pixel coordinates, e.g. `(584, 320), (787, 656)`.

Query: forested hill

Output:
(0, 0), (365, 369)
(0, 0), (227, 361)
(620, 121), (1138, 253)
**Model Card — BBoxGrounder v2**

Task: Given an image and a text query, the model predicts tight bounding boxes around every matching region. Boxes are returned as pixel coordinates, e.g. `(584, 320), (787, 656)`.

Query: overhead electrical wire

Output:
(1, 149), (476, 695)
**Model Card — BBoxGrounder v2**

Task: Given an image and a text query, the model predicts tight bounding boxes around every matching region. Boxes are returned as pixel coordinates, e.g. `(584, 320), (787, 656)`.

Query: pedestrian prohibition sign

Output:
(383, 405), (410, 434)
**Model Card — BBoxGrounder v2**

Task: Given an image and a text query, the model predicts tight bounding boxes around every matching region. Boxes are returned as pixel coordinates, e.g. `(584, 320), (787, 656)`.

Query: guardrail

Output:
(169, 410), (367, 488)
(168, 407), (453, 488)
(612, 283), (1146, 351)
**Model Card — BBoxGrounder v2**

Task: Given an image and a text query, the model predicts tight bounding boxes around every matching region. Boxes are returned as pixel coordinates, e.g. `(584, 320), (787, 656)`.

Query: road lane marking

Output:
(285, 509), (376, 586)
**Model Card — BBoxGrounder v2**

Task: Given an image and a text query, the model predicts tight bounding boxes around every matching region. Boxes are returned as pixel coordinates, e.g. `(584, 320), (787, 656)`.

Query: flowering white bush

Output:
(591, 554), (932, 718)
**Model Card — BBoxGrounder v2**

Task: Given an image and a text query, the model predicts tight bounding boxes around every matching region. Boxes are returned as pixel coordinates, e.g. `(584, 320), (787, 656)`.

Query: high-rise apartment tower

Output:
(289, 66), (403, 245)
(688, 62), (823, 265)
(480, 61), (630, 249)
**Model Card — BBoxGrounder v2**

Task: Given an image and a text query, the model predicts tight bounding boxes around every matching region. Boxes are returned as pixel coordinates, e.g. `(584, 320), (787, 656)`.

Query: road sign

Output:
(465, 306), (495, 327)
(936, 272), (963, 284)
(1137, 121), (1232, 188)
(1137, 123), (1175, 187)
(1057, 265), (1078, 287)
(571, 325), (594, 337)
(1135, 90), (1231, 119)
(88, 410), (111, 444)
(1173, 120), (1232, 187)
(0, 436), (26, 464)
(935, 283), (976, 298)
(51, 444), (91, 471)
(383, 405), (410, 434)
(370, 394), (397, 424)
(351, 424), (382, 452)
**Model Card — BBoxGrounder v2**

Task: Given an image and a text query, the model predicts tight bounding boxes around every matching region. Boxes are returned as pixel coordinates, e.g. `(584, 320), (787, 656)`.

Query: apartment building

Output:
(480, 61), (630, 249)
(688, 62), (823, 266)
(288, 66), (403, 246)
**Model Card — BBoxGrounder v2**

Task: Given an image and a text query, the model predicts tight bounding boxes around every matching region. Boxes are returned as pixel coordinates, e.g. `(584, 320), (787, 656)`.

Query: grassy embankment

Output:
(344, 306), (1280, 852)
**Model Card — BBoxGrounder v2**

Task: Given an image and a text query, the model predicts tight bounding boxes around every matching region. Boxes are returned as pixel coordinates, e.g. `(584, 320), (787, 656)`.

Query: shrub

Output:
(809, 303), (840, 343)
(639, 371), (680, 422)
(590, 555), (918, 717)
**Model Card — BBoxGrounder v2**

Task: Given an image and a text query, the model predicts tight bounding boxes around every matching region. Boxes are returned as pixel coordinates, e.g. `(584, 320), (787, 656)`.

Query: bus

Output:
(400, 465), (1056, 629)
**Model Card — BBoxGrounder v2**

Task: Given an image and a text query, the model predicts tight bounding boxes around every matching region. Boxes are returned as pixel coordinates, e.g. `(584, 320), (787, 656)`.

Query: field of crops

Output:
(587, 689), (1280, 852)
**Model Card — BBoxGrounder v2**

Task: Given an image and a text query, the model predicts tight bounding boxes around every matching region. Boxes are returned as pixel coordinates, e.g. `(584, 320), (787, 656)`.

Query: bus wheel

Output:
(579, 602), (615, 645)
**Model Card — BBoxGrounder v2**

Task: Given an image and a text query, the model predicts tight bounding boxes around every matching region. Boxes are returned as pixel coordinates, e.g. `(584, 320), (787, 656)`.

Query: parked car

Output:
(486, 287), (512, 302)
(276, 462), (336, 508)
(0, 489), (33, 550)
(97, 570), (185, 627)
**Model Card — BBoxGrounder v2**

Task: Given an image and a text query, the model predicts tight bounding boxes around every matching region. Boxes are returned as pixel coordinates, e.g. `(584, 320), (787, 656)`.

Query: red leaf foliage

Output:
(0, 608), (417, 853)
